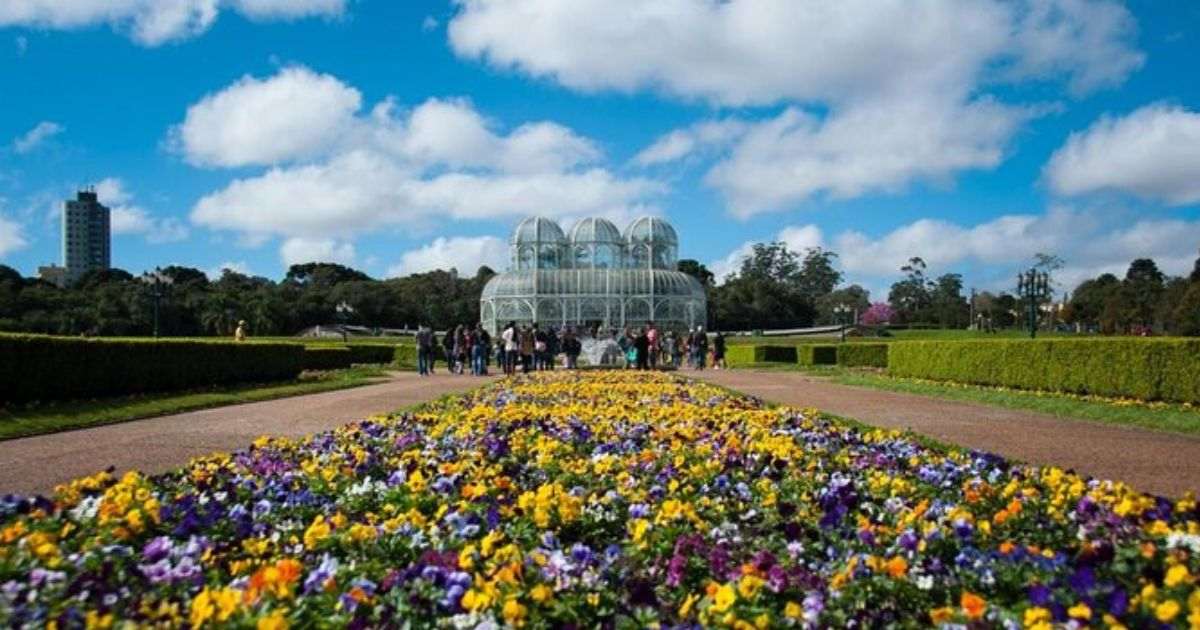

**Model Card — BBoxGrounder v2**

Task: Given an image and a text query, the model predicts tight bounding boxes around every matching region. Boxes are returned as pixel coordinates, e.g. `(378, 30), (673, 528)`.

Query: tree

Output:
(1122, 258), (1165, 329)
(859, 302), (895, 326)
(930, 273), (969, 328)
(816, 284), (869, 325)
(677, 259), (715, 288)
(888, 257), (932, 323)
(1069, 274), (1121, 331)
(1174, 282), (1200, 336)
(796, 248), (841, 303)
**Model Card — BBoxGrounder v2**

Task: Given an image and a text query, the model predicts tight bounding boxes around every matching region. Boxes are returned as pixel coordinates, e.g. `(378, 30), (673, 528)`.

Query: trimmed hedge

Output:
(0, 334), (304, 404)
(393, 345), (418, 368)
(798, 344), (838, 366)
(726, 345), (797, 366)
(888, 338), (1200, 403)
(837, 343), (889, 368)
(302, 346), (353, 371)
(345, 344), (398, 365)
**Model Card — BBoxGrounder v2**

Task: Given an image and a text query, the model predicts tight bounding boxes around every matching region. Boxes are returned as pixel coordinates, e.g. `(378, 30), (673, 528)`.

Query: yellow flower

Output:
(1024, 606), (1051, 627)
(784, 601), (802, 619)
(1165, 564), (1191, 588)
(711, 583), (737, 614)
(929, 607), (955, 624)
(256, 610), (289, 630)
(737, 575), (764, 600)
(502, 598), (527, 627)
(303, 516), (331, 549)
(1155, 600), (1180, 623)
(407, 468), (427, 493)
(679, 593), (700, 618)
(84, 611), (114, 630)
(1068, 602), (1091, 620)
(530, 584), (553, 604)
(190, 588), (215, 629)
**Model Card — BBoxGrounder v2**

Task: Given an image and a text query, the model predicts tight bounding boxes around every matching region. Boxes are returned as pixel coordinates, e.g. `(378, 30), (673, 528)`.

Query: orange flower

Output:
(885, 556), (908, 578)
(998, 541), (1015, 555)
(960, 591), (986, 620)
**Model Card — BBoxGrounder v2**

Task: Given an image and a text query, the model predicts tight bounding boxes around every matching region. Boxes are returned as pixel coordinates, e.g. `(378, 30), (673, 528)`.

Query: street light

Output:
(833, 303), (851, 342)
(335, 300), (355, 340)
(140, 267), (174, 338)
(1016, 268), (1049, 339)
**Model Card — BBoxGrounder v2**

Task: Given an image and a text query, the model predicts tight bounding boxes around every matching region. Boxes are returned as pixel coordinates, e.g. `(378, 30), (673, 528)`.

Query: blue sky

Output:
(1, 0), (1198, 300)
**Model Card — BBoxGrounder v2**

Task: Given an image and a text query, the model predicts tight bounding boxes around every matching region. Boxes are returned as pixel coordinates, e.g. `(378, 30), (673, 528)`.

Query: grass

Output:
(0, 366), (394, 441)
(726, 329), (1080, 345)
(820, 369), (1200, 436)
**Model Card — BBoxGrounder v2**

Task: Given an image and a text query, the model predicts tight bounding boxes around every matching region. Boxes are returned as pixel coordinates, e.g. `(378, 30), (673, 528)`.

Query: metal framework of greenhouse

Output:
(480, 216), (707, 334)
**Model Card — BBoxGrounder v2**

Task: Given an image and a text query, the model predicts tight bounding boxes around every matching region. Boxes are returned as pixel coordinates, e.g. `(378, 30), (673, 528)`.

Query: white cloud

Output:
(12, 121), (63, 154)
(184, 68), (661, 245)
(455, 0), (1141, 215)
(1045, 104), (1200, 206)
(705, 98), (1034, 216)
(279, 236), (355, 267)
(97, 177), (189, 244)
(387, 235), (508, 277)
(449, 0), (1140, 107)
(711, 208), (1200, 295)
(0, 214), (28, 256)
(634, 119), (747, 167)
(0, 0), (345, 46)
(172, 66), (362, 167)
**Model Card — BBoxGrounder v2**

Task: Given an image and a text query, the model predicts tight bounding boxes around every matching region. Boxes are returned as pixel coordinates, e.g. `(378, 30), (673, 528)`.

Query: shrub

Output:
(0, 334), (304, 404)
(798, 344), (838, 366)
(725, 345), (797, 366)
(302, 346), (353, 371)
(838, 343), (889, 368)
(393, 345), (418, 368)
(887, 338), (1200, 403)
(345, 344), (398, 365)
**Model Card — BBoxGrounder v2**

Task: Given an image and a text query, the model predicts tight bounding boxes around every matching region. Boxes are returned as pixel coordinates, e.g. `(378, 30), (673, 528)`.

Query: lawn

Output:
(726, 328), (1078, 345)
(794, 366), (1200, 436)
(0, 366), (392, 440)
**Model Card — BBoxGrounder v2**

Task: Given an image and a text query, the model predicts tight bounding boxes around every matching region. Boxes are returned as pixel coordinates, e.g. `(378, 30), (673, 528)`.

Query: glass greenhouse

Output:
(480, 216), (707, 333)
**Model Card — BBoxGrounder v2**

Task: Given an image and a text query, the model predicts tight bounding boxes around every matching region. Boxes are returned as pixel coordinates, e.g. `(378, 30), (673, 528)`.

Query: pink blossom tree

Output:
(859, 302), (895, 326)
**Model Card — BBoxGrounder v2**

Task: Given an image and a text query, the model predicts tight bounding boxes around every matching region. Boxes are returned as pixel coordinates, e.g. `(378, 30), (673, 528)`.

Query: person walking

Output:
(694, 326), (708, 370)
(473, 323), (490, 376)
(443, 325), (458, 374)
(416, 325), (433, 376)
(429, 328), (440, 374)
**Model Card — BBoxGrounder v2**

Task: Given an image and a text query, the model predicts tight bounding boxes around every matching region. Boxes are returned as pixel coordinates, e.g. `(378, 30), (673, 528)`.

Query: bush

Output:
(345, 344), (398, 365)
(725, 345), (797, 366)
(0, 334), (304, 404)
(393, 345), (418, 368)
(302, 346), (353, 371)
(798, 344), (838, 366)
(838, 343), (889, 368)
(888, 338), (1200, 403)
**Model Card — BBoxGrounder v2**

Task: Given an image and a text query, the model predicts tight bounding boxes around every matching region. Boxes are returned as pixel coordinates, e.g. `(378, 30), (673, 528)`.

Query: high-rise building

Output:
(62, 189), (110, 284)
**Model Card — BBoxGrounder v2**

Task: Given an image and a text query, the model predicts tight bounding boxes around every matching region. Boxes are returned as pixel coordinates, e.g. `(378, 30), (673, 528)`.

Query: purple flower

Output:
(141, 537), (172, 563)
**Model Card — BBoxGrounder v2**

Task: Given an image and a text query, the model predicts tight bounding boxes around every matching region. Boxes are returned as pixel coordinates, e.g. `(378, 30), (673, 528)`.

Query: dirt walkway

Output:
(696, 370), (1200, 498)
(0, 373), (494, 497)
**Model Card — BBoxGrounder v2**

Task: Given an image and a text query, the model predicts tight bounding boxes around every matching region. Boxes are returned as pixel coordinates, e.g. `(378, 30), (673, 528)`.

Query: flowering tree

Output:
(859, 302), (895, 326)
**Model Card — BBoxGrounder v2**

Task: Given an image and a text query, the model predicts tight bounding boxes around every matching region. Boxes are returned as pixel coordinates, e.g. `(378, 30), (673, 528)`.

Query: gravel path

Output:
(0, 372), (494, 497)
(695, 370), (1200, 498)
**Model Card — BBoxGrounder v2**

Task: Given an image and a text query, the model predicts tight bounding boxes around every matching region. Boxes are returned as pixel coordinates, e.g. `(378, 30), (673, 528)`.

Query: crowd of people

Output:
(412, 322), (726, 375)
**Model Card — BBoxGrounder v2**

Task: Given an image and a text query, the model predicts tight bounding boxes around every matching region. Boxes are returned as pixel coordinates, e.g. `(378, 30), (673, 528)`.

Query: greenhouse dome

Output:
(481, 216), (707, 333)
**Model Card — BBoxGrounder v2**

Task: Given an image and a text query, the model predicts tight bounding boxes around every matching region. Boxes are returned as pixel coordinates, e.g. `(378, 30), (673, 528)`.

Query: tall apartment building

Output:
(62, 189), (110, 284)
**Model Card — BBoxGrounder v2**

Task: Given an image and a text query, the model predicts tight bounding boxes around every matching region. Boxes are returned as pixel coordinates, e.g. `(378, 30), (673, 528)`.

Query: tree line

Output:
(2, 246), (1198, 337)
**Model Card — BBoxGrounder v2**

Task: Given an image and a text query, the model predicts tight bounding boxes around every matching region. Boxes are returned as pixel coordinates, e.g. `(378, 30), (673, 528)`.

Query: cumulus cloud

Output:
(172, 66), (362, 167)
(1045, 104), (1200, 206)
(460, 0), (1142, 215)
(97, 177), (189, 244)
(387, 235), (508, 277)
(0, 214), (28, 256)
(205, 260), (251, 280)
(711, 208), (1200, 295)
(0, 0), (346, 46)
(279, 236), (355, 267)
(12, 121), (63, 154)
(449, 0), (1141, 106)
(180, 67), (662, 264)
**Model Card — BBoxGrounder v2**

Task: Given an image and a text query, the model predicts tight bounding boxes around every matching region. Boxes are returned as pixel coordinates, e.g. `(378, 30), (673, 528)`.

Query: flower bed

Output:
(2, 371), (1198, 628)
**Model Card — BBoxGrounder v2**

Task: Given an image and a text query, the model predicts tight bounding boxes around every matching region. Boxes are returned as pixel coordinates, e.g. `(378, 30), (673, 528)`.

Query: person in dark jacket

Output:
(634, 328), (650, 370)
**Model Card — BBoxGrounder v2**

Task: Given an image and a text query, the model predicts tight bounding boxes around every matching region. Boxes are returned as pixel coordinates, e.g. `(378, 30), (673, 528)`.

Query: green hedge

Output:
(837, 343), (889, 368)
(0, 334), (304, 404)
(393, 345), (418, 368)
(345, 344), (398, 365)
(798, 344), (838, 366)
(302, 346), (353, 371)
(888, 338), (1200, 403)
(726, 345), (797, 366)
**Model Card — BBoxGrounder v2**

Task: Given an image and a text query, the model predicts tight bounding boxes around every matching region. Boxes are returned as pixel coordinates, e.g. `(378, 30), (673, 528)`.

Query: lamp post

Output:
(833, 304), (851, 342)
(1016, 268), (1049, 339)
(140, 267), (173, 338)
(335, 300), (355, 340)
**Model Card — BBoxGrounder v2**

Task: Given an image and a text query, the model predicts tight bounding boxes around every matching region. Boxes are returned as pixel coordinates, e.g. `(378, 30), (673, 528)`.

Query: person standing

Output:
(713, 330), (727, 370)
(473, 323), (490, 376)
(694, 326), (708, 370)
(443, 326), (457, 374)
(501, 322), (518, 375)
(563, 328), (581, 369)
(234, 320), (247, 342)
(634, 328), (650, 370)
(519, 325), (534, 374)
(532, 323), (548, 370)
(646, 323), (659, 369)
(429, 329), (440, 374)
(416, 325), (433, 376)
(662, 332), (675, 370)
